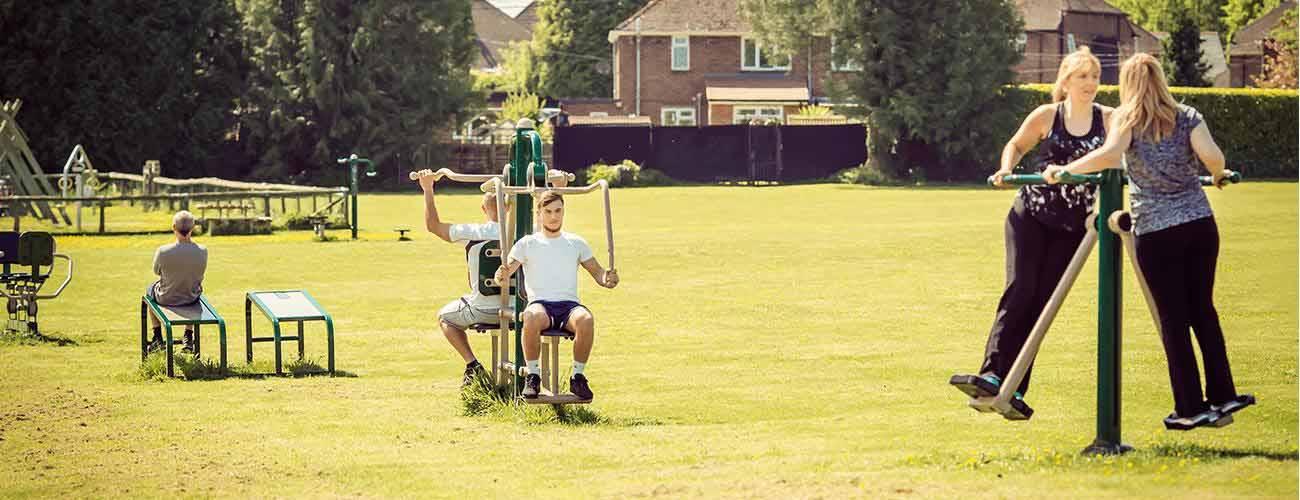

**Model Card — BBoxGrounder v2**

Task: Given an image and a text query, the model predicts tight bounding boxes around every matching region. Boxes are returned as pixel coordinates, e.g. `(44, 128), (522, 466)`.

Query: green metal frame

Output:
(509, 125), (549, 393)
(995, 168), (1241, 455)
(245, 289), (335, 375)
(336, 154), (376, 240)
(140, 294), (227, 378)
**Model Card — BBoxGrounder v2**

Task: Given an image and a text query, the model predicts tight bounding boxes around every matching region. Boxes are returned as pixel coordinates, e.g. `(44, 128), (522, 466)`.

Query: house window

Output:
(831, 36), (863, 72)
(672, 36), (690, 71)
(733, 106), (784, 124)
(1016, 34), (1027, 54)
(661, 107), (696, 126)
(742, 38), (790, 71)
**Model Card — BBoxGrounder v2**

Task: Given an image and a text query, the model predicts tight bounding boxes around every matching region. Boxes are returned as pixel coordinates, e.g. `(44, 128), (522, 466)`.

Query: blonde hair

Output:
(1116, 53), (1179, 142)
(1051, 46), (1102, 103)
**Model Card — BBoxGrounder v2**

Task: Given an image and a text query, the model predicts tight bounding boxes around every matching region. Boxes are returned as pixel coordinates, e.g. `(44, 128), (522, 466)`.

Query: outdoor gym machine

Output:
(408, 118), (615, 404)
(963, 167), (1239, 456)
(336, 154), (377, 240)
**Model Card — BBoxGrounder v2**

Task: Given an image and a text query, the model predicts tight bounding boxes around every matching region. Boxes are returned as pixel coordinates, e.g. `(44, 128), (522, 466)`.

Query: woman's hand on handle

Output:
(1041, 165), (1066, 185)
(990, 168), (1014, 188)
(1212, 169), (1236, 190)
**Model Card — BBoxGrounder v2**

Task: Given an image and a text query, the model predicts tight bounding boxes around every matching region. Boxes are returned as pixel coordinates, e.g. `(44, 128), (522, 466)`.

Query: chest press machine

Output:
(411, 119), (616, 405)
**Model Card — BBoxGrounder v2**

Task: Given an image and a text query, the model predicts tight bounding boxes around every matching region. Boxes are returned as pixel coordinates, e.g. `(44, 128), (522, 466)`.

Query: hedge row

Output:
(1003, 84), (1298, 178)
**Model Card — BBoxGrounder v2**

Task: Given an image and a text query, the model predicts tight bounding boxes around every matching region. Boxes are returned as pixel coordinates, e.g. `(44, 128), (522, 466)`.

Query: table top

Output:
(247, 290), (329, 320)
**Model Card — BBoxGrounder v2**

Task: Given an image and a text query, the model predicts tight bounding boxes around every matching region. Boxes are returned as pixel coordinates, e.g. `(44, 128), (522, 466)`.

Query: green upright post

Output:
(509, 121), (549, 393)
(1084, 167), (1132, 456)
(337, 154), (375, 240)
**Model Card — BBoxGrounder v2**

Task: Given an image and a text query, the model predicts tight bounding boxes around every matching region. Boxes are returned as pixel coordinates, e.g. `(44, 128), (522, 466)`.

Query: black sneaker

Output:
(570, 374), (593, 401)
(146, 335), (165, 354)
(1212, 394), (1256, 417)
(521, 374), (541, 398)
(461, 361), (486, 387)
(1164, 409), (1228, 430)
(180, 331), (197, 354)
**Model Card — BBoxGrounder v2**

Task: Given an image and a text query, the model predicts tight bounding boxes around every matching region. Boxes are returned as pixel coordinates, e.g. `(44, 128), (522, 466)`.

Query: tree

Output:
(742, 0), (1024, 180)
(533, 0), (643, 98)
(1224, 0), (1285, 47)
(239, 0), (478, 181)
(0, 0), (244, 178)
(1254, 7), (1298, 87)
(1164, 8), (1213, 86)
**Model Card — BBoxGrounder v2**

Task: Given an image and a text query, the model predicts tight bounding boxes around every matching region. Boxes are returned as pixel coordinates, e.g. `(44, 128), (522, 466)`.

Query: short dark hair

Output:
(535, 191), (563, 210)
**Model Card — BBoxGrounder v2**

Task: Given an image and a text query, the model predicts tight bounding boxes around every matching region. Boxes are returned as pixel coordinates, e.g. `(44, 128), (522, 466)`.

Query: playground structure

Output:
(0, 99), (352, 235)
(957, 168), (1240, 456)
(410, 118), (614, 405)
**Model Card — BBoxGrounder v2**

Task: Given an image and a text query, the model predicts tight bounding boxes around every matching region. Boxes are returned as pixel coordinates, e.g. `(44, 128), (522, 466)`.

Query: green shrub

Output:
(837, 162), (903, 186)
(583, 160), (678, 187)
(1005, 84), (1298, 178)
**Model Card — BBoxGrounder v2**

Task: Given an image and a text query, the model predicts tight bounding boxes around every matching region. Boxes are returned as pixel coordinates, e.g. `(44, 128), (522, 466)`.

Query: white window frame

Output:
(830, 36), (863, 72)
(741, 37), (791, 71)
(733, 105), (784, 124)
(661, 107), (697, 126)
(671, 36), (690, 71)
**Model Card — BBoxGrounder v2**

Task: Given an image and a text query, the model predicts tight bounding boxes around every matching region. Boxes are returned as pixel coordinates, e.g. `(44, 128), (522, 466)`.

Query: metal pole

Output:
(1084, 167), (1131, 456)
(350, 163), (359, 240)
(510, 127), (532, 393)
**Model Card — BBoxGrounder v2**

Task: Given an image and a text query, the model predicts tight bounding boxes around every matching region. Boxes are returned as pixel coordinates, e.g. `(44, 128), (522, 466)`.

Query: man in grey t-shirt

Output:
(145, 211), (208, 353)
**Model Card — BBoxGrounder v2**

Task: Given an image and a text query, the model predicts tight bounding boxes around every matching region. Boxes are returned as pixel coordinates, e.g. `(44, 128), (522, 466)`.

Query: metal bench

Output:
(245, 290), (334, 375)
(140, 294), (227, 377)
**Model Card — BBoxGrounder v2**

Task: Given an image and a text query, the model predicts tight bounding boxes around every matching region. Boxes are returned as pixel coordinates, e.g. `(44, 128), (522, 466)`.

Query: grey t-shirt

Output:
(1126, 105), (1213, 235)
(152, 241), (207, 306)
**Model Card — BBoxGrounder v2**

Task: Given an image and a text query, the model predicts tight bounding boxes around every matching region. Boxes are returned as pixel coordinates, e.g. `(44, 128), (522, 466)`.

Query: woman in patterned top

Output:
(949, 47), (1112, 419)
(1044, 53), (1252, 431)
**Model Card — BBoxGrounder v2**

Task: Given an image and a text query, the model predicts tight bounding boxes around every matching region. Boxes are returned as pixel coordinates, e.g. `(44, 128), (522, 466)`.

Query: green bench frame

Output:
(140, 294), (227, 378)
(245, 290), (334, 375)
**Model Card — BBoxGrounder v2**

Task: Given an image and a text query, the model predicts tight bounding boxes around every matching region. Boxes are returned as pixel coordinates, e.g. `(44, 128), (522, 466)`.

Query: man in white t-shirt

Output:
(420, 173), (505, 387)
(496, 190), (618, 400)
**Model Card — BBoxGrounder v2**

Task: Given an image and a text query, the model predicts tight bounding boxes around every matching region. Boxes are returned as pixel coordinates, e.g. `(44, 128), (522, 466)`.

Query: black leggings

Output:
(979, 198), (1085, 395)
(1135, 216), (1237, 416)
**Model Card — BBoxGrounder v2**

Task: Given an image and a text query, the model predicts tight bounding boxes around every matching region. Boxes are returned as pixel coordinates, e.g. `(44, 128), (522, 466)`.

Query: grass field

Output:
(0, 183), (1295, 498)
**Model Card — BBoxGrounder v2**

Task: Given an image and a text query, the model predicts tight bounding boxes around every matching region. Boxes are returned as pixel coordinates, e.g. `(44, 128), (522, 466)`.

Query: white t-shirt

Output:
(448, 222), (501, 309)
(507, 231), (594, 303)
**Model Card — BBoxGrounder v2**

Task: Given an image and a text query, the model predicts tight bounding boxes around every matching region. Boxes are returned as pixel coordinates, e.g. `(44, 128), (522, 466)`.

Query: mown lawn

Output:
(1, 183), (1295, 497)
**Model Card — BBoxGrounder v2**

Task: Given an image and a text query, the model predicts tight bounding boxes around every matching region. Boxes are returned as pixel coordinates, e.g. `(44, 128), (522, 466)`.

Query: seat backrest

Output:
(0, 231), (19, 265)
(18, 231), (54, 267)
(473, 240), (503, 296)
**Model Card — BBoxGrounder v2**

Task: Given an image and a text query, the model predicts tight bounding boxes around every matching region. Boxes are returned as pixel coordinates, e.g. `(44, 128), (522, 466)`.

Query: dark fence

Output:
(553, 124), (866, 183)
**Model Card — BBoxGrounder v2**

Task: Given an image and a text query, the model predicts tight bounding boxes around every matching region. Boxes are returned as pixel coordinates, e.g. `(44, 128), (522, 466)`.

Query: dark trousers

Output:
(1135, 216), (1237, 416)
(980, 198), (1085, 395)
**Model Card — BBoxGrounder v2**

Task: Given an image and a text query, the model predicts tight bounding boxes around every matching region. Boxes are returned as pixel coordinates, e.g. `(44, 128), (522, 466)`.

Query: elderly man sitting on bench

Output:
(145, 211), (208, 353)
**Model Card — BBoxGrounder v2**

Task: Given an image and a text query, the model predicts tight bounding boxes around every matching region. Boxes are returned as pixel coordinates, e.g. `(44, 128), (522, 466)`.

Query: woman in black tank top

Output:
(949, 47), (1113, 418)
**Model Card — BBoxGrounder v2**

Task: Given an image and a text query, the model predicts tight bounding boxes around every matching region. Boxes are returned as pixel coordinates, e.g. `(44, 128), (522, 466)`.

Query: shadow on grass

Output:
(1147, 442), (1298, 462)
(136, 351), (357, 381)
(459, 371), (661, 427)
(0, 330), (78, 346)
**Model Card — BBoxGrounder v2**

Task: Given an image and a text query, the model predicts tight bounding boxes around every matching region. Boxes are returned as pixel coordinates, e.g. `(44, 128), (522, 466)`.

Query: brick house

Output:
(1227, 0), (1296, 87)
(563, 0), (857, 126)
(1014, 0), (1162, 84)
(567, 0), (1167, 126)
